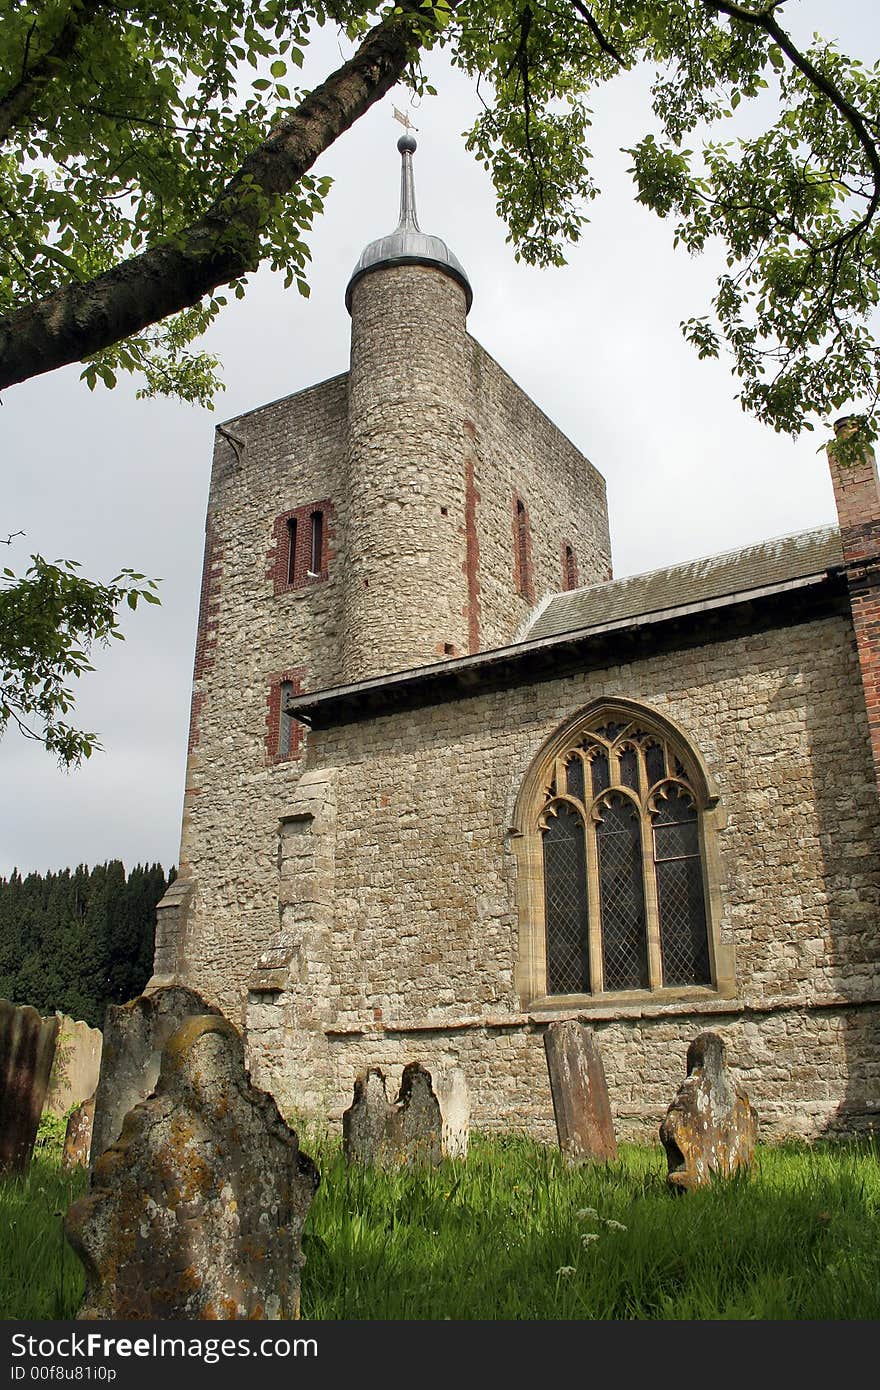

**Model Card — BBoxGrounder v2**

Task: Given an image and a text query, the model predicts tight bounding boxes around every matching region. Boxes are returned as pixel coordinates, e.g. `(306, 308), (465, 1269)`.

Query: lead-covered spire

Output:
(345, 135), (472, 313)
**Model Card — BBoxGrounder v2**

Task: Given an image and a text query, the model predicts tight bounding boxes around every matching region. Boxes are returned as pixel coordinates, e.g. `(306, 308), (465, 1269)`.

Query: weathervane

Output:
(393, 105), (418, 133)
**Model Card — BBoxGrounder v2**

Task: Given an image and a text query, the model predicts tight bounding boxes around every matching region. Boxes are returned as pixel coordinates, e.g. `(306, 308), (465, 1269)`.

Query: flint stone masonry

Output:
(660, 1032), (757, 1191)
(66, 1015), (319, 1320)
(343, 1062), (466, 1165)
(544, 1020), (617, 1163)
(62, 1094), (96, 1172)
(90, 986), (222, 1165)
(0, 1000), (59, 1176)
(43, 1015), (102, 1118)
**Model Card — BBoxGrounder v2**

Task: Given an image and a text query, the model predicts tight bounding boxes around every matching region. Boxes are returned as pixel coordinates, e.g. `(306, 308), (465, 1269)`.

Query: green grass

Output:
(0, 1117), (88, 1319)
(3, 1123), (879, 1319)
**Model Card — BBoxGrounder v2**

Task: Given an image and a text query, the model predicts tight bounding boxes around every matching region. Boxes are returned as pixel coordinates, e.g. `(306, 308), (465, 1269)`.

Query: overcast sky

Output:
(2, 2), (878, 878)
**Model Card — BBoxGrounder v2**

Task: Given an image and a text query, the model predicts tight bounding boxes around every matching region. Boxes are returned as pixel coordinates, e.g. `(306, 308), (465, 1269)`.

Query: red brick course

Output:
(827, 423), (880, 791)
(188, 521), (223, 752)
(464, 435), (482, 653)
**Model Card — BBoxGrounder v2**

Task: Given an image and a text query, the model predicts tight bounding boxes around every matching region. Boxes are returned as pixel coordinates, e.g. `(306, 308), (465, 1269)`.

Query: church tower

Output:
(343, 135), (475, 678)
(153, 138), (611, 1102)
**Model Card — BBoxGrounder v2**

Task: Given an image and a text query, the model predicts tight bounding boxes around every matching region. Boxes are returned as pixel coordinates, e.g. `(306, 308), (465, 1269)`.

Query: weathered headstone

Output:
(61, 1094), (96, 1172)
(0, 999), (59, 1176)
(43, 1016), (103, 1118)
(433, 1066), (470, 1160)
(343, 1062), (469, 1166)
(90, 984), (222, 1165)
(660, 1031), (757, 1192)
(543, 1019), (618, 1164)
(65, 1014), (319, 1319)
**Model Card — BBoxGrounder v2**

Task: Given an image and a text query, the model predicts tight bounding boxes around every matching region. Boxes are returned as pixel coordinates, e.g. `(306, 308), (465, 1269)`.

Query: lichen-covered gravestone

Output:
(61, 1094), (96, 1172)
(660, 1031), (757, 1192)
(0, 1000), (59, 1176)
(65, 1015), (319, 1319)
(90, 984), (222, 1165)
(543, 1019), (617, 1164)
(343, 1062), (468, 1166)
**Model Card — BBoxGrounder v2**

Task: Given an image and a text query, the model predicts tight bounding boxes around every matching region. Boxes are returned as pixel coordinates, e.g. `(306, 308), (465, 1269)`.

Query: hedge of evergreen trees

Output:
(0, 862), (173, 1029)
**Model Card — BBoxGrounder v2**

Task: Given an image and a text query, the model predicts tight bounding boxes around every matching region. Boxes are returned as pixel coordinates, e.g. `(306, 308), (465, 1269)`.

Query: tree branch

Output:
(704, 0), (880, 210)
(0, 0), (103, 143)
(0, 2), (448, 393)
(567, 0), (624, 65)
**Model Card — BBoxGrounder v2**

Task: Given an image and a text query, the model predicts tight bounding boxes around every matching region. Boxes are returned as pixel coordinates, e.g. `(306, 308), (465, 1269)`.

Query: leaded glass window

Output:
(536, 709), (713, 998)
(597, 794), (649, 989)
(652, 787), (711, 986)
(543, 802), (590, 993)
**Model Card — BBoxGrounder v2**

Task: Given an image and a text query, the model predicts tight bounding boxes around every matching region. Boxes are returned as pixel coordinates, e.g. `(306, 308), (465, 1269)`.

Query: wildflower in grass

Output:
(556, 1266), (576, 1277)
(581, 1232), (600, 1246)
(576, 1207), (599, 1220)
(603, 1219), (627, 1232)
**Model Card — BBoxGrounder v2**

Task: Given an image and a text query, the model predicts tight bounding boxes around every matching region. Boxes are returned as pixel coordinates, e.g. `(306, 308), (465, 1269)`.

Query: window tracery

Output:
(516, 703), (725, 1003)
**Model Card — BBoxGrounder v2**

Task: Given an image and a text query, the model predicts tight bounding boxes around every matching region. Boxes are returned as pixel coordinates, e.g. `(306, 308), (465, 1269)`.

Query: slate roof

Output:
(524, 525), (844, 643)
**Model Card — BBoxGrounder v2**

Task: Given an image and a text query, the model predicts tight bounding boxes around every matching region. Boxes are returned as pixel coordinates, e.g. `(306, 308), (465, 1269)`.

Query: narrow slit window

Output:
(309, 510), (323, 577)
(286, 517), (298, 585)
(278, 681), (294, 758)
(515, 498), (529, 597)
(564, 544), (577, 591)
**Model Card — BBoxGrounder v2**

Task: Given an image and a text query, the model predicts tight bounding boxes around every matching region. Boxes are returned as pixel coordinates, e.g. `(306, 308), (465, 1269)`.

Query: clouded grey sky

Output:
(2, 2), (877, 876)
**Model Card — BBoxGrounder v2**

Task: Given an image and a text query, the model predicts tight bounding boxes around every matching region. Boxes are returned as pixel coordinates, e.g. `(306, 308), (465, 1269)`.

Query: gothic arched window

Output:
(515, 703), (726, 1003)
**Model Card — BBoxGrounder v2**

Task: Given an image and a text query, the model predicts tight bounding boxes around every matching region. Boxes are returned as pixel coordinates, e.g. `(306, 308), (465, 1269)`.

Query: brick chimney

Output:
(826, 415), (880, 562)
(827, 416), (880, 792)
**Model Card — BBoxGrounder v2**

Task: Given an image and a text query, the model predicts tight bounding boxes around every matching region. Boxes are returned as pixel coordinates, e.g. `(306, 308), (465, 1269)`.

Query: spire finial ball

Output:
(397, 133), (417, 155)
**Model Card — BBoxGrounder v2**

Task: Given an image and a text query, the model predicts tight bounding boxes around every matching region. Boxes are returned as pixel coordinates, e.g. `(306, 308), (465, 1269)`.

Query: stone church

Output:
(153, 135), (880, 1140)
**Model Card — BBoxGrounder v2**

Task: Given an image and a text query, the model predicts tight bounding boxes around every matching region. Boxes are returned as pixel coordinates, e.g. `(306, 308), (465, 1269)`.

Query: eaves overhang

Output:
(286, 568), (848, 731)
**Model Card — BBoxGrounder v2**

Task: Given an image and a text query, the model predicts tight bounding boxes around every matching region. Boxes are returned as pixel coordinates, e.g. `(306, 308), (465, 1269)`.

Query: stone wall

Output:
(171, 375), (349, 1003)
(167, 262), (611, 1013)
(247, 607), (880, 1137)
(466, 338), (610, 649)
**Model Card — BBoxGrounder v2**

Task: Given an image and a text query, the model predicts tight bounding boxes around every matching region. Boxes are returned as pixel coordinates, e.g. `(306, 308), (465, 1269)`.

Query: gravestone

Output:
(90, 985), (222, 1165)
(62, 1094), (96, 1171)
(65, 1014), (319, 1319)
(0, 999), (59, 1176)
(43, 1016), (103, 1118)
(343, 1062), (468, 1166)
(544, 1019), (618, 1163)
(660, 1031), (757, 1191)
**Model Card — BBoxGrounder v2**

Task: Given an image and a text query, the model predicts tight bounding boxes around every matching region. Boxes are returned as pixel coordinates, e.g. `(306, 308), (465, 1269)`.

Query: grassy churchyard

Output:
(2, 1119), (880, 1320)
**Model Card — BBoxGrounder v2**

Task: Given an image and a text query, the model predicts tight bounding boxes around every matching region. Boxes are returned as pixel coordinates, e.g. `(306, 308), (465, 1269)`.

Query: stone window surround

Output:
(269, 500), (334, 596)
(510, 697), (734, 1010)
(512, 492), (534, 603)
(265, 668), (306, 765)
